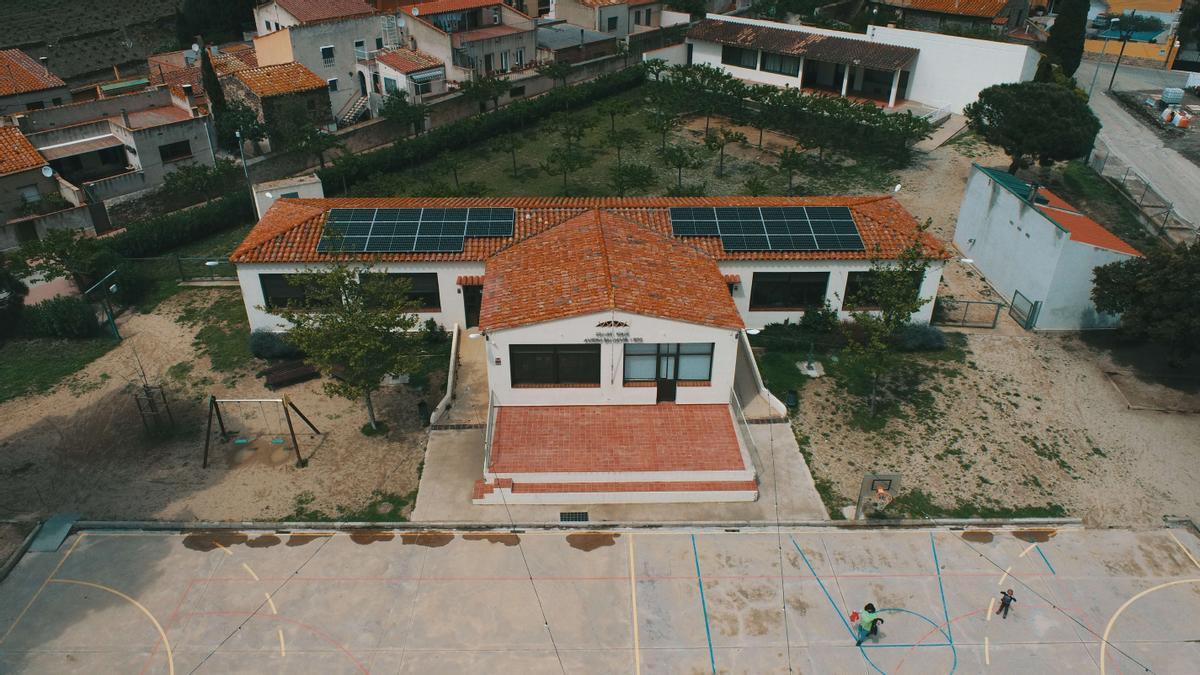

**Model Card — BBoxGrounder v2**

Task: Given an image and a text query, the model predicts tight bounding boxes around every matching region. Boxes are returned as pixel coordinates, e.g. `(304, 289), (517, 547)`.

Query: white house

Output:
(954, 165), (1141, 330)
(675, 14), (1037, 112)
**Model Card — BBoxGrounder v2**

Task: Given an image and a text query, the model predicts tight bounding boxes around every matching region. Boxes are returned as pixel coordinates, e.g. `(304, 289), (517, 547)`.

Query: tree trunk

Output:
(676, 166), (683, 188)
(452, 166), (460, 189)
(365, 392), (378, 430)
(758, 127), (764, 149)
(1007, 155), (1022, 174)
(718, 148), (725, 177)
(510, 150), (518, 178)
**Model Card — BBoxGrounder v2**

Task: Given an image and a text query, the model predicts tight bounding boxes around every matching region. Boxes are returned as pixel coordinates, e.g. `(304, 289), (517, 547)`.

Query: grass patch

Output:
(0, 338), (119, 403)
(361, 421), (389, 436)
(793, 427), (849, 519)
(177, 289), (254, 373)
(757, 351), (809, 402)
(407, 339), (453, 395)
(880, 489), (1067, 519)
(1043, 161), (1164, 254)
(282, 489), (417, 522)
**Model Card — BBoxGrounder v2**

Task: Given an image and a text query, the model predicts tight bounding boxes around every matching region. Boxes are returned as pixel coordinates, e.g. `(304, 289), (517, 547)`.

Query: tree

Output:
(643, 58), (668, 82)
(608, 162), (656, 196)
(964, 82), (1100, 174)
(200, 47), (227, 114)
(540, 144), (592, 194)
(1093, 242), (1200, 361)
(1044, 0), (1088, 76)
(606, 127), (643, 169)
(0, 255), (29, 341)
(704, 127), (746, 177)
(646, 105), (680, 151)
(598, 98), (631, 132)
(491, 135), (525, 179)
(536, 61), (573, 89)
(460, 74), (508, 112)
(16, 229), (116, 289)
(776, 146), (806, 195)
(270, 100), (344, 167)
(379, 90), (428, 136)
(660, 144), (704, 188)
(747, 84), (778, 148)
(214, 101), (266, 152)
(269, 264), (423, 431)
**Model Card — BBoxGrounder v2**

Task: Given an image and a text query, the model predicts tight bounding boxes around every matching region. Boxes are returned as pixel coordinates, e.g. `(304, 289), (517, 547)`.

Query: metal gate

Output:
(1009, 290), (1041, 330)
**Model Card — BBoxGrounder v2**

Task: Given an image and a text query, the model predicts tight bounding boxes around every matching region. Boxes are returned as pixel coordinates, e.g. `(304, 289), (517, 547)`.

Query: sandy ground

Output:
(0, 289), (438, 522)
(794, 140), (1200, 527)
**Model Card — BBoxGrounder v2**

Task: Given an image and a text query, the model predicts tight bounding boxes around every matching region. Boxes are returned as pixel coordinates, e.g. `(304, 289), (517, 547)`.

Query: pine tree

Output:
(1045, 0), (1089, 76)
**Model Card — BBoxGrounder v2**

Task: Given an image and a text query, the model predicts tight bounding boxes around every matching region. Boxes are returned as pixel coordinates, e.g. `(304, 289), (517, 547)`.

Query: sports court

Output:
(1, 525), (1198, 673)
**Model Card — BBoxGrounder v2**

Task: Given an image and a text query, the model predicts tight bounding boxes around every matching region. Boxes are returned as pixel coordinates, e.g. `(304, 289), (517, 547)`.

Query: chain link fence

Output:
(1088, 138), (1197, 242)
(124, 256), (237, 283)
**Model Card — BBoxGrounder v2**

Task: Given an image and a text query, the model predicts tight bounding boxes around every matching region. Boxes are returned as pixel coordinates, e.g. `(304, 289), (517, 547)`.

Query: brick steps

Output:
(472, 478), (758, 504)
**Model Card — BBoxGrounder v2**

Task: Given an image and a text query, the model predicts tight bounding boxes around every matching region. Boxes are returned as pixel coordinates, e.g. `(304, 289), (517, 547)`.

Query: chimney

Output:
(38, 56), (49, 72)
(181, 83), (193, 101)
(1028, 182), (1039, 203)
(121, 108), (131, 127)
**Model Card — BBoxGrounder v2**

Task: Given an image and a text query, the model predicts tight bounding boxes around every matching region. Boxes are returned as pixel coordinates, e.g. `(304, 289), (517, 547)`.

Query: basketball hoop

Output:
(855, 473), (901, 520)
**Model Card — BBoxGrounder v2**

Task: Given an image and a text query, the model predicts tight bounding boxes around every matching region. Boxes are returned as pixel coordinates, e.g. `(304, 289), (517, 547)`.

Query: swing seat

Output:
(234, 438), (250, 445)
(271, 437), (285, 444)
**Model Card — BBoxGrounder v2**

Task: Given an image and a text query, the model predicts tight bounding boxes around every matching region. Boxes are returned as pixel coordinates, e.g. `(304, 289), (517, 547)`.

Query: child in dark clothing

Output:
(997, 589), (1016, 619)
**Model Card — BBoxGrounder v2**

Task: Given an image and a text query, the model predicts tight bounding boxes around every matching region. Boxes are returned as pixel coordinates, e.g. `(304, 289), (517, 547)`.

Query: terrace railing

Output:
(482, 389), (497, 476)
(730, 389), (763, 477)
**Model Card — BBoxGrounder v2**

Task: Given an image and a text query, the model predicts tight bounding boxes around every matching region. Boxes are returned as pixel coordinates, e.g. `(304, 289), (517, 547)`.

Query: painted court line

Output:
(628, 533), (641, 675)
(930, 533), (953, 643)
(1035, 545), (1056, 575)
(50, 578), (175, 675)
(690, 534), (717, 675)
(0, 533), (85, 645)
(1169, 531), (1200, 570)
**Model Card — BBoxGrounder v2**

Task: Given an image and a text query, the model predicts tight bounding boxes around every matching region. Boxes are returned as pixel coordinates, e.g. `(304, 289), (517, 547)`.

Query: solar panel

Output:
(668, 206), (865, 252)
(315, 207), (515, 253)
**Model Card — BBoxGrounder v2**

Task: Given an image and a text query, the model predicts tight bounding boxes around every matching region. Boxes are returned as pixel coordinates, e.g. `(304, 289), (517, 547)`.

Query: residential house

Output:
(252, 175), (325, 219)
(0, 49), (71, 117)
(554, 0), (664, 38)
(254, 0), (377, 33)
(222, 62), (335, 152)
(536, 17), (619, 63)
(674, 14), (1038, 112)
(372, 47), (449, 107)
(869, 0), (1030, 32)
(147, 43), (258, 112)
(401, 0), (539, 81)
(954, 165), (1141, 330)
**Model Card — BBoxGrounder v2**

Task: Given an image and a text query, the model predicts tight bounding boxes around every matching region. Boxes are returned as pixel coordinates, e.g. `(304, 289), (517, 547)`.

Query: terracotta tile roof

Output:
(687, 19), (918, 70)
(723, 274), (741, 284)
(211, 51), (254, 78)
(488, 404), (748, 473)
(0, 126), (45, 177)
(575, 0), (657, 7)
(0, 49), (66, 97)
(232, 196), (945, 266)
(275, 0), (375, 22)
(456, 275), (485, 285)
(479, 209), (744, 331)
(233, 62), (328, 98)
(406, 0), (505, 16)
(880, 0), (1009, 18)
(376, 47), (444, 74)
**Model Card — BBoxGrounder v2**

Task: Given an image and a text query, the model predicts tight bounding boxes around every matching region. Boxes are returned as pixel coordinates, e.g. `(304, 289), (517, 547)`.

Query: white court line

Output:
(278, 628), (286, 657)
(1168, 531), (1200, 570)
(1018, 543), (1037, 558)
(987, 597), (995, 622)
(242, 563), (259, 581)
(998, 565), (1012, 586)
(628, 533), (641, 675)
(264, 591), (277, 614)
(213, 541), (233, 556)
(985, 636), (990, 665)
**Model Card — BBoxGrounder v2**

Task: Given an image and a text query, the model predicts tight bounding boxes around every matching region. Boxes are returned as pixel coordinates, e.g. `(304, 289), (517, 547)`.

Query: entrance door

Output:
(483, 53), (493, 73)
(656, 343), (678, 403)
(463, 284), (482, 327)
(357, 71), (367, 96)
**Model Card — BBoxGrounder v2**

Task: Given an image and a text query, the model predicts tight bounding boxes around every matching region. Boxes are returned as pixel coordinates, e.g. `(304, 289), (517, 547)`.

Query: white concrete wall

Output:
(485, 311), (740, 406)
(253, 2), (301, 35)
(1039, 240), (1133, 331)
(865, 25), (1038, 112)
(284, 16), (384, 115)
(252, 177), (324, 219)
(953, 169), (1064, 310)
(237, 261), (485, 333)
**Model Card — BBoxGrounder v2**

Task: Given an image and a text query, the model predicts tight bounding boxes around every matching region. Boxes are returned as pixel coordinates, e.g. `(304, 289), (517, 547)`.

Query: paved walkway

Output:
(1, 525), (1198, 673)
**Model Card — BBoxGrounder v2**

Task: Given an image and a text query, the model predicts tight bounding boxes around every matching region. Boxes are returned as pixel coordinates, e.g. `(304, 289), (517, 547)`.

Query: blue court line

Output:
(863, 642), (953, 649)
(690, 534), (717, 675)
(930, 532), (952, 644)
(1035, 545), (1056, 575)
(790, 538), (856, 638)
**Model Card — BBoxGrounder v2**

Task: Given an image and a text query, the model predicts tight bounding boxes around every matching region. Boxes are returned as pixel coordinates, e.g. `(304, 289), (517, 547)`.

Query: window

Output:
(265, 20), (271, 32)
(261, 274), (309, 310)
(510, 344), (601, 386)
(500, 50), (509, 70)
(623, 343), (714, 382)
(760, 51), (801, 77)
(51, 97), (62, 106)
(274, 22), (281, 31)
(749, 272), (829, 310)
(384, 76), (399, 93)
(721, 45), (759, 70)
(18, 185), (41, 204)
(97, 146), (125, 166)
(843, 270), (923, 310)
(414, 80), (432, 95)
(634, 9), (641, 25)
(645, 8), (652, 24)
(280, 191), (300, 198)
(360, 272), (441, 310)
(158, 140), (192, 163)
(327, 78), (339, 92)
(607, 16), (618, 31)
(376, 37), (384, 50)
(320, 45), (335, 67)
(515, 48), (524, 66)
(538, 0), (550, 15)
(25, 101), (44, 111)
(354, 39), (366, 60)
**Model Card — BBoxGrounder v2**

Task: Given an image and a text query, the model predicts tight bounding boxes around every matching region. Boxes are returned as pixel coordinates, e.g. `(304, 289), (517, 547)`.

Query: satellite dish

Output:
(41, 166), (53, 178)
(411, 7), (419, 15)
(191, 43), (201, 53)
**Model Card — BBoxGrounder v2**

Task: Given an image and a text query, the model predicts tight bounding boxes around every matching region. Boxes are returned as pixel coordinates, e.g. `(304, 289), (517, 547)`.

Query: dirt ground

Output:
(0, 288), (437, 522)
(794, 139), (1200, 527)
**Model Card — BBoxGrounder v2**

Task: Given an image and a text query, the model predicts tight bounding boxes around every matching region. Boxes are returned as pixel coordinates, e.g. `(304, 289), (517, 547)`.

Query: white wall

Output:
(237, 261), (485, 333)
(253, 2), (301, 35)
(1040, 240), (1133, 330)
(866, 25), (1038, 112)
(485, 311), (740, 407)
(252, 176), (324, 219)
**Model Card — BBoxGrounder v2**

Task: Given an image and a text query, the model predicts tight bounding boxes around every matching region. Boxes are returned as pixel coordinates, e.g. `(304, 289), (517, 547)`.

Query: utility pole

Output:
(1087, 17), (1118, 100)
(1107, 11), (1136, 92)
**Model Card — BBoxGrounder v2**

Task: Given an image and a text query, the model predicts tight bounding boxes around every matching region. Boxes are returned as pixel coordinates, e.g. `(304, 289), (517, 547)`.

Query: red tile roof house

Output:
(221, 62), (335, 154)
(0, 125), (92, 251)
(0, 49), (71, 117)
(400, 0), (539, 82)
(231, 196), (946, 504)
(554, 0), (666, 39)
(868, 0), (1031, 33)
(954, 165), (1140, 330)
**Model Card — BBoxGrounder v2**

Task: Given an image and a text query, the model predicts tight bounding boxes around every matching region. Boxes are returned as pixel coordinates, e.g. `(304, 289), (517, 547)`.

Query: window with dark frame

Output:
(623, 343), (714, 382)
(260, 274), (310, 310)
(842, 270), (923, 310)
(320, 45), (335, 67)
(359, 272), (441, 310)
(510, 344), (601, 386)
(607, 16), (618, 31)
(157, 140), (192, 163)
(721, 45), (759, 69)
(749, 272), (829, 310)
(760, 51), (800, 77)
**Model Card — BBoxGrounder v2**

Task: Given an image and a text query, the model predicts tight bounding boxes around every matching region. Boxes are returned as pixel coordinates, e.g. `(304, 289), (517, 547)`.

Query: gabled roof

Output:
(233, 62), (328, 97)
(230, 196), (946, 265)
(0, 49), (66, 97)
(479, 209), (744, 331)
(0, 126), (45, 177)
(976, 166), (1141, 257)
(877, 0), (1009, 18)
(574, 0), (658, 7)
(376, 47), (444, 74)
(406, 0), (504, 16)
(274, 0), (375, 23)
(687, 19), (918, 70)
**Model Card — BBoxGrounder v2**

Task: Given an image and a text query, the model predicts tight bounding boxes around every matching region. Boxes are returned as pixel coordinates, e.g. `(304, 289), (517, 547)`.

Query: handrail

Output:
(730, 389), (763, 476)
(482, 388), (497, 477)
(429, 323), (461, 425)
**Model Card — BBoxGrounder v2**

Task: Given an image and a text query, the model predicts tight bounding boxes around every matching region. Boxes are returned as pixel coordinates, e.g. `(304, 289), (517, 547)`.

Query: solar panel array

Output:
(316, 207), (516, 253)
(669, 206), (865, 252)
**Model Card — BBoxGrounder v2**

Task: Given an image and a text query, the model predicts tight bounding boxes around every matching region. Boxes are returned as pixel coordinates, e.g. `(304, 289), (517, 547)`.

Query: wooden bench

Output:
(260, 360), (320, 390)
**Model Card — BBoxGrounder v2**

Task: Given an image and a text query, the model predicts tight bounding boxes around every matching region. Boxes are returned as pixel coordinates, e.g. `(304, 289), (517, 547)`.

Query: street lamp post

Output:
(1087, 18), (1118, 100)
(235, 128), (254, 200)
(1107, 11), (1137, 92)
(1164, 39), (1181, 70)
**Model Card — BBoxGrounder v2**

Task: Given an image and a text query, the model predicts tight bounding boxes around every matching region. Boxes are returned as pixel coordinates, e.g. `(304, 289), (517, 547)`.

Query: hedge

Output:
(319, 64), (648, 194)
(107, 191), (256, 258)
(20, 296), (100, 339)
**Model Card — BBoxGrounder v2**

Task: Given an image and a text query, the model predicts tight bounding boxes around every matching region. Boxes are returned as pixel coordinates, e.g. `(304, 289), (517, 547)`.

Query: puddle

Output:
(1013, 529), (1056, 543)
(961, 531), (994, 543)
(349, 530), (396, 545)
(463, 533), (520, 546)
(246, 534), (281, 548)
(566, 533), (620, 552)
(285, 533), (333, 547)
(182, 531), (248, 552)
(400, 532), (455, 547)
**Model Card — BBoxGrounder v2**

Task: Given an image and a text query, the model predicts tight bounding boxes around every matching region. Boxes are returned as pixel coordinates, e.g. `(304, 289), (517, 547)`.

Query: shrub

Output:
(666, 181), (707, 197)
(799, 302), (840, 334)
(895, 324), (948, 352)
(21, 296), (101, 339)
(249, 329), (304, 359)
(107, 192), (256, 258)
(421, 318), (447, 344)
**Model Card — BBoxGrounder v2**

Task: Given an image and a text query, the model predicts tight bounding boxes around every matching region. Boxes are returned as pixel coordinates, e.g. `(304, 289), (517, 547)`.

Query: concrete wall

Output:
(555, 0), (598, 31)
(253, 175), (324, 219)
(237, 260), (486, 332)
(252, 28), (296, 65)
(866, 24), (1038, 112)
(253, 1), (302, 34)
(0, 205), (94, 251)
(15, 88), (174, 133)
(1039, 241), (1131, 330)
(275, 16), (385, 114)
(0, 166), (56, 231)
(85, 170), (150, 202)
(485, 310), (739, 406)
(128, 118), (216, 186)
(0, 85), (71, 117)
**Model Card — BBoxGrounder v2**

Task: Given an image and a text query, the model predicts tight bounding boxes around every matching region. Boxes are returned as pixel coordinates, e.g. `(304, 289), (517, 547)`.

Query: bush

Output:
(666, 181), (708, 197)
(249, 329), (304, 359)
(21, 296), (101, 338)
(799, 302), (840, 334)
(107, 192), (256, 258)
(421, 318), (447, 344)
(895, 324), (948, 352)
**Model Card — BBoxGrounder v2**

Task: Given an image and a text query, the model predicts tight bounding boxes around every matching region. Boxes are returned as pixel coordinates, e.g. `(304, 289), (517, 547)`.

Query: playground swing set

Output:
(203, 395), (321, 469)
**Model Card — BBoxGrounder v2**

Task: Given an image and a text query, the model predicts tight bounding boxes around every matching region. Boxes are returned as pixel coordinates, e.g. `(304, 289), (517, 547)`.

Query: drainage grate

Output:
(560, 511), (589, 523)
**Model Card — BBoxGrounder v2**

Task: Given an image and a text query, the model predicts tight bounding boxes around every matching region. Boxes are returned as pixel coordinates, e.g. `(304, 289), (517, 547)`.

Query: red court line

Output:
(140, 579), (196, 675)
(178, 572), (1056, 584)
(177, 611), (367, 673)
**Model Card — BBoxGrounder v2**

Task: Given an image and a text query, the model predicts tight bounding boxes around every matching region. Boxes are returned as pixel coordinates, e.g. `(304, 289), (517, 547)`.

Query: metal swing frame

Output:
(203, 395), (321, 469)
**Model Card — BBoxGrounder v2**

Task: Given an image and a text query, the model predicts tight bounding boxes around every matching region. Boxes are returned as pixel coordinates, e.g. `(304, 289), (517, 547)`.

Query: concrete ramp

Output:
(915, 113), (968, 153)
(28, 513), (78, 552)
